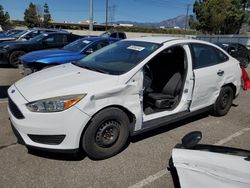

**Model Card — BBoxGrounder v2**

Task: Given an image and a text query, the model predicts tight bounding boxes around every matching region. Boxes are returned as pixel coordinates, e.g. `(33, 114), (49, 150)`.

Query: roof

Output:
(124, 36), (180, 44)
(124, 36), (222, 47)
(79, 36), (119, 42)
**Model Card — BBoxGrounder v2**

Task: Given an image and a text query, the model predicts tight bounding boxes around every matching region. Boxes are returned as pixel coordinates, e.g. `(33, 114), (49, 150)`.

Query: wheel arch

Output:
(78, 105), (136, 148)
(222, 83), (237, 98)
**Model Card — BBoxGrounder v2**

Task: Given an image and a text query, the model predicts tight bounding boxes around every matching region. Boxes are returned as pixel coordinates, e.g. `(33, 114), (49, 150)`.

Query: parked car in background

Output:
(3, 29), (25, 37)
(0, 31), (6, 37)
(20, 37), (119, 75)
(100, 30), (127, 39)
(169, 131), (250, 188)
(0, 28), (68, 43)
(0, 32), (81, 67)
(215, 42), (250, 68)
(8, 37), (241, 160)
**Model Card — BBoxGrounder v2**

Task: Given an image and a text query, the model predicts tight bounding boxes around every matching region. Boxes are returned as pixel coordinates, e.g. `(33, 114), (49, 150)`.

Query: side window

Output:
(67, 34), (79, 42)
(91, 41), (109, 51)
(237, 44), (246, 51)
(54, 34), (67, 43)
(110, 33), (117, 38)
(191, 43), (228, 69)
(44, 36), (55, 43)
(118, 33), (126, 39)
(45, 34), (67, 44)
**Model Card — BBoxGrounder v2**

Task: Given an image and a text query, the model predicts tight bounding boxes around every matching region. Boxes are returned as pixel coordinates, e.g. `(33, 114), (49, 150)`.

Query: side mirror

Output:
(85, 48), (94, 55)
(181, 131), (202, 149)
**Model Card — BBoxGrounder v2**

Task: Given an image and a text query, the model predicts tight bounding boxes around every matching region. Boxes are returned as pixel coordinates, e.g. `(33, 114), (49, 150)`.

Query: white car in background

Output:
(8, 37), (241, 159)
(169, 131), (250, 188)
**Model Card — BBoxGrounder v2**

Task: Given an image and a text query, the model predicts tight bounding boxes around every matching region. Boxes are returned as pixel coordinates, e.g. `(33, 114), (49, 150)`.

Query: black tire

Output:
(9, 51), (26, 68)
(211, 86), (234, 117)
(82, 107), (130, 160)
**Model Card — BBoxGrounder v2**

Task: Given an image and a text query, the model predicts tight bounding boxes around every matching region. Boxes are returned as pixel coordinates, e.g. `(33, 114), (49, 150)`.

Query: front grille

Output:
(8, 97), (25, 119)
(28, 134), (66, 145)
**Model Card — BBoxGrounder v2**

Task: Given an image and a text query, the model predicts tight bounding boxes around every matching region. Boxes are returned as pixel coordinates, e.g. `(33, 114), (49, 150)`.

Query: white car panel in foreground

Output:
(8, 37), (242, 159)
(170, 132), (250, 188)
(172, 149), (250, 188)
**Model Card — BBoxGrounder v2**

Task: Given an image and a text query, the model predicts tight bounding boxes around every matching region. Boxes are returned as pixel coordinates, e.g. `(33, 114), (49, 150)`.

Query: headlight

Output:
(26, 94), (86, 112)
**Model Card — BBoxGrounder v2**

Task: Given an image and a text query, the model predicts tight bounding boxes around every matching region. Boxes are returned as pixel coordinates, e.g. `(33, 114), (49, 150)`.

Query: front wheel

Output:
(9, 51), (26, 68)
(211, 86), (234, 117)
(82, 107), (130, 160)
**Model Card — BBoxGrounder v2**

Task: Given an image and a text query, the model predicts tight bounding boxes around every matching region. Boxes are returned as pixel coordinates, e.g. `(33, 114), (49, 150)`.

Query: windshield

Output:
(10, 30), (28, 38)
(63, 38), (92, 52)
(75, 40), (161, 75)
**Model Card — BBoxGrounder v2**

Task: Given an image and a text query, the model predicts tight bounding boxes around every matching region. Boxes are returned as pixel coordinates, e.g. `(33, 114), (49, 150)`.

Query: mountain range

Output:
(112, 15), (188, 28)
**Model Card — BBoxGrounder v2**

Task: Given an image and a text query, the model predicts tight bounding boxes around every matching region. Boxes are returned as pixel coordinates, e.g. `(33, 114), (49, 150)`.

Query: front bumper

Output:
(8, 85), (91, 150)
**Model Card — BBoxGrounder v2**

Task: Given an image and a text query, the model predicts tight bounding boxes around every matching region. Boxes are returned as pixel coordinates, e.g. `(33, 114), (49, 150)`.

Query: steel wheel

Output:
(82, 107), (130, 160)
(95, 120), (120, 148)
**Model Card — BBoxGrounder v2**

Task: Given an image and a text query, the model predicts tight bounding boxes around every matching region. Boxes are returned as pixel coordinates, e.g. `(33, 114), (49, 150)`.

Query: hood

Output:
(14, 63), (119, 102)
(0, 37), (16, 41)
(20, 49), (83, 64)
(0, 40), (29, 47)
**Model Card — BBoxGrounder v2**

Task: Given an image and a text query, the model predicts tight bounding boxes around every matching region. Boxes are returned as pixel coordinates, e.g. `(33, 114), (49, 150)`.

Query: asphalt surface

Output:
(0, 65), (250, 188)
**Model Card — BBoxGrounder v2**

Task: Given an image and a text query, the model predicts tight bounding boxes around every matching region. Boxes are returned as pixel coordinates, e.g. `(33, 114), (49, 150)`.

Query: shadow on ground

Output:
(0, 85), (10, 98)
(27, 147), (86, 161)
(131, 111), (210, 143)
(0, 64), (16, 69)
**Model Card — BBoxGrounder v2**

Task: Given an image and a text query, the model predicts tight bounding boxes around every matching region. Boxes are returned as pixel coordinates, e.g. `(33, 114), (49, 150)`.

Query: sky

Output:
(0, 0), (195, 24)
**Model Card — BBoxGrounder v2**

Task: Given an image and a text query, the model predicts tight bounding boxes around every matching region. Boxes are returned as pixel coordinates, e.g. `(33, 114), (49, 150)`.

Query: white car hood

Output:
(15, 63), (119, 102)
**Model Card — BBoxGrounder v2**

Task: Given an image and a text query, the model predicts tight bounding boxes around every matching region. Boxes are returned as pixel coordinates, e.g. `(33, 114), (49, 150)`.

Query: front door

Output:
(142, 44), (193, 122)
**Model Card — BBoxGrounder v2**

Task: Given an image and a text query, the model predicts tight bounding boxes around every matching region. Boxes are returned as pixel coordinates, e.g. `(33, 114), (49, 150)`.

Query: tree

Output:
(192, 0), (247, 34)
(43, 3), (51, 28)
(24, 3), (39, 28)
(0, 5), (11, 30)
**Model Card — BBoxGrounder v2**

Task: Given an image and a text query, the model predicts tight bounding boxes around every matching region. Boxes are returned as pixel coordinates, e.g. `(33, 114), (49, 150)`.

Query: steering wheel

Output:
(143, 64), (153, 93)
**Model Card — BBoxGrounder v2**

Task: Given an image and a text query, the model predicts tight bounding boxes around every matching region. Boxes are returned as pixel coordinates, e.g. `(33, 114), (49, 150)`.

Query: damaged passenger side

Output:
(143, 46), (186, 115)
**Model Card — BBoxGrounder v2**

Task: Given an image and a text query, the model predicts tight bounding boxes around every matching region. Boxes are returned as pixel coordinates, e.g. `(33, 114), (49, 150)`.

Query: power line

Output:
(89, 0), (93, 31)
(185, 4), (191, 30)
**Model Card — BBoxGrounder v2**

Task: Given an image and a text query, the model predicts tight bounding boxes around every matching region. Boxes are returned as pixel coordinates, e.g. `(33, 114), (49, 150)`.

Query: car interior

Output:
(143, 45), (187, 115)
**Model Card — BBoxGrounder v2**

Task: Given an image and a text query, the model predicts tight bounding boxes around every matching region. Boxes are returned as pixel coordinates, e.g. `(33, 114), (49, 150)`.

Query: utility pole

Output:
(105, 0), (108, 31)
(185, 4), (191, 31)
(89, 0), (93, 31)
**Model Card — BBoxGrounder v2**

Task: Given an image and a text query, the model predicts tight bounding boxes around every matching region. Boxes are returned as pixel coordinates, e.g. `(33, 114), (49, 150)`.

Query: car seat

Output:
(147, 72), (182, 109)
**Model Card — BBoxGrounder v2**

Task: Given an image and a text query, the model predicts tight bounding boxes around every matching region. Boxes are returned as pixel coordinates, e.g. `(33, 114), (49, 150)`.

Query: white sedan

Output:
(8, 37), (241, 159)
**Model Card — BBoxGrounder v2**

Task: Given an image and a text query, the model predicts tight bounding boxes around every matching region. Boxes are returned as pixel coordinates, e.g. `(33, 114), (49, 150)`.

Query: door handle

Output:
(217, 70), (224, 76)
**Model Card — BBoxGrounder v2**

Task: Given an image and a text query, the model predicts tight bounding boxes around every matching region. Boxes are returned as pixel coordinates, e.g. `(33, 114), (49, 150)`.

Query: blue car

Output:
(20, 37), (119, 75)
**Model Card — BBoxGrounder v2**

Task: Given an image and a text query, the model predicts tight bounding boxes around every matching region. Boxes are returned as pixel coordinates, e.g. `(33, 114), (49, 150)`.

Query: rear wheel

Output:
(82, 107), (129, 160)
(211, 86), (234, 116)
(9, 51), (26, 68)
